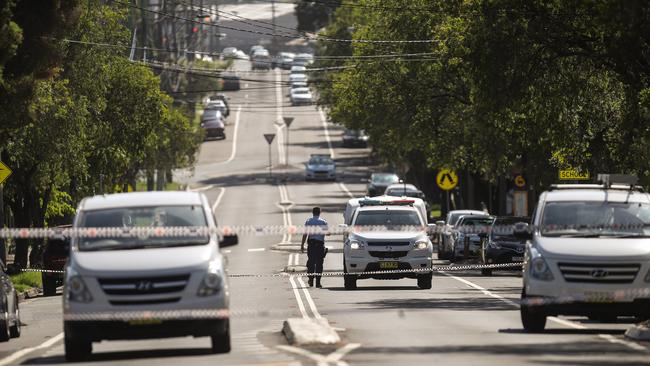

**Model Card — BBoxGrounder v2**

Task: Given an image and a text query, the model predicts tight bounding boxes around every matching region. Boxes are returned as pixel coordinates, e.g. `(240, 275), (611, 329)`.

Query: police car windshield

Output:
(77, 205), (209, 251)
(541, 201), (650, 237)
(354, 210), (422, 226)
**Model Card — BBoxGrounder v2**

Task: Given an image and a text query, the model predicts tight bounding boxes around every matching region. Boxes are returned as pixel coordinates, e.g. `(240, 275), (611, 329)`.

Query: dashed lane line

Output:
(318, 109), (335, 159)
(440, 272), (648, 352)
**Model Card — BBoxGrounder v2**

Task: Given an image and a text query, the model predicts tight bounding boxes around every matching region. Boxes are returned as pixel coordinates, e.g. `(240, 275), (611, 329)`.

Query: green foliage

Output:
(296, 1), (340, 32)
(10, 271), (42, 293)
(316, 0), (650, 189)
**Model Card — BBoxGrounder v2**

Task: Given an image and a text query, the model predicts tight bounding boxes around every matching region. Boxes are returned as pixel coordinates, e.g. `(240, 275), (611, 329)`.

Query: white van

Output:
(520, 175), (650, 331)
(63, 191), (237, 361)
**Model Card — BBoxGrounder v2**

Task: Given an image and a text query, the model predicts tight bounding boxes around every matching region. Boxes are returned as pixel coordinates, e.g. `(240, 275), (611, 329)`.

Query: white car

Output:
(520, 174), (650, 331)
(63, 191), (238, 361)
(342, 197), (434, 290)
(290, 81), (308, 90)
(289, 73), (307, 84)
(290, 87), (313, 105)
(290, 65), (307, 74)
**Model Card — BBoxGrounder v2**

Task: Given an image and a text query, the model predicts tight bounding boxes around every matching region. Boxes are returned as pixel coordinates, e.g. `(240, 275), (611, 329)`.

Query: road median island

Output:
(282, 318), (341, 346)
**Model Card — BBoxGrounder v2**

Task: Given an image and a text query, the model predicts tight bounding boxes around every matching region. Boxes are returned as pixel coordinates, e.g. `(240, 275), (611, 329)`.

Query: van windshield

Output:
(541, 201), (650, 237)
(77, 205), (209, 251)
(354, 210), (422, 226)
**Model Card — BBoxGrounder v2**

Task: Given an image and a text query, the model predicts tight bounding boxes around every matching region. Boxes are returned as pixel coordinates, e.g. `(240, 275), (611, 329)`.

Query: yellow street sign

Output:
(0, 162), (12, 185)
(514, 175), (526, 188)
(436, 169), (458, 191)
(559, 169), (590, 180)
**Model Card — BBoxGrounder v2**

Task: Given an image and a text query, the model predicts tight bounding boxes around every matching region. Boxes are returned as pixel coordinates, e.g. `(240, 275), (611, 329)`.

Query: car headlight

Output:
(66, 268), (93, 303)
(349, 240), (364, 250)
(198, 263), (224, 297)
(414, 240), (429, 250)
(530, 257), (554, 281)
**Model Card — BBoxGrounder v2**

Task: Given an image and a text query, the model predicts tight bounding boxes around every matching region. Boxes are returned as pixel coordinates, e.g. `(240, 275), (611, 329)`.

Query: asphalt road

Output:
(1, 29), (650, 366)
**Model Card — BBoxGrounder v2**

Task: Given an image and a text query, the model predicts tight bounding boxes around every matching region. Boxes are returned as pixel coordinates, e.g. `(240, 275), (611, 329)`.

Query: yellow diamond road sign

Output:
(0, 162), (12, 185)
(436, 169), (458, 191)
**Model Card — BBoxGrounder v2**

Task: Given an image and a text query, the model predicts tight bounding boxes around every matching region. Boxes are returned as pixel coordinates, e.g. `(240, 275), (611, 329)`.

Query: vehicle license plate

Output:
(585, 292), (615, 303)
(379, 261), (399, 269)
(512, 256), (524, 262)
(129, 319), (163, 326)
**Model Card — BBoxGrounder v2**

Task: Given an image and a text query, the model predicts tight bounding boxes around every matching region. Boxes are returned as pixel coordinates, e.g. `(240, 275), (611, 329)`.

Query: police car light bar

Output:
(358, 198), (415, 207)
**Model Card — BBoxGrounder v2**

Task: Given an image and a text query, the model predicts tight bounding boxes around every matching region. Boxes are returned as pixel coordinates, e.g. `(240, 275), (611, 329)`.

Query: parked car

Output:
(63, 191), (238, 360)
(249, 45), (266, 56)
(0, 261), (21, 341)
(293, 53), (313, 66)
(366, 173), (400, 196)
(220, 74), (240, 91)
(289, 73), (308, 85)
(204, 100), (228, 118)
(290, 87), (313, 105)
(437, 209), (487, 260)
(42, 227), (71, 296)
(479, 216), (531, 276)
(251, 49), (272, 70)
(342, 129), (369, 148)
(305, 154), (336, 181)
(290, 81), (308, 90)
(278, 52), (295, 69)
(290, 65), (307, 74)
(207, 94), (230, 117)
(448, 214), (494, 262)
(221, 47), (239, 59)
(201, 110), (226, 140)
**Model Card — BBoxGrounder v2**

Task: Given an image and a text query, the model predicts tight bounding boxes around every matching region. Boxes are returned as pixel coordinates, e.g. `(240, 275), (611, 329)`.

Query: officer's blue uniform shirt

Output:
(305, 216), (328, 242)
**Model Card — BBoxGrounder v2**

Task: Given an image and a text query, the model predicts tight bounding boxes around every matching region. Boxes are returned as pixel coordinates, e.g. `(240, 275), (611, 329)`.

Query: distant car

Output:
(290, 87), (313, 105)
(290, 81), (308, 90)
(204, 100), (228, 118)
(437, 210), (487, 260)
(201, 110), (226, 140)
(234, 50), (248, 60)
(278, 52), (295, 69)
(0, 261), (20, 341)
(222, 47), (239, 59)
(449, 214), (494, 261)
(252, 49), (272, 70)
(289, 73), (308, 84)
(220, 74), (240, 91)
(366, 173), (399, 196)
(290, 65), (307, 74)
(207, 94), (230, 117)
(293, 53), (314, 66)
(342, 129), (369, 148)
(305, 154), (336, 181)
(42, 230), (70, 296)
(480, 216), (531, 276)
(250, 45), (266, 55)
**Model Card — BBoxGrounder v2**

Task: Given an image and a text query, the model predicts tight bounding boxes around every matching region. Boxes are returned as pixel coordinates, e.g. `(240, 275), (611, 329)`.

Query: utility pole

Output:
(271, 0), (277, 52)
(140, 0), (147, 60)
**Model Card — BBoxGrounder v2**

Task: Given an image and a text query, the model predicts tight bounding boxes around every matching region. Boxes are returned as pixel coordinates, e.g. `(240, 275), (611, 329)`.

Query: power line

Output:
(116, 0), (442, 44)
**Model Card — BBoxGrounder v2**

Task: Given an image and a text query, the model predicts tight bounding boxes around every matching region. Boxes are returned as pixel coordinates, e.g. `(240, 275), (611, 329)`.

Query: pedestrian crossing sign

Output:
(436, 169), (458, 190)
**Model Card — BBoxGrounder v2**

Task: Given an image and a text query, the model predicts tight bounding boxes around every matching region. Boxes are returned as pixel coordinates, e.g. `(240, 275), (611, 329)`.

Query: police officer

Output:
(301, 206), (328, 288)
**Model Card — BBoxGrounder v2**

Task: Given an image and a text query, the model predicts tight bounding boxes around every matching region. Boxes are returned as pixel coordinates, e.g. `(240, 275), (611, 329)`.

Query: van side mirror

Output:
(513, 222), (532, 240)
(220, 234), (239, 247)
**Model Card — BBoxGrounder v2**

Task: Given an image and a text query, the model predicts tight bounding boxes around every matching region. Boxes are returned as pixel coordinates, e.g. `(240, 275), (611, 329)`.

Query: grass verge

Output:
(10, 271), (42, 293)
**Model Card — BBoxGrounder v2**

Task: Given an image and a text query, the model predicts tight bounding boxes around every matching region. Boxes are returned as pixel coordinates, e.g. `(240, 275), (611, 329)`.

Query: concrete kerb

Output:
(282, 318), (341, 346)
(625, 321), (650, 341)
(17, 287), (40, 302)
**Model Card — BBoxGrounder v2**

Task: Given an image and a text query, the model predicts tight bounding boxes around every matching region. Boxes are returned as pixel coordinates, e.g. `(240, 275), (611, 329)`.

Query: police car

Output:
(341, 197), (434, 290)
(519, 174), (650, 331)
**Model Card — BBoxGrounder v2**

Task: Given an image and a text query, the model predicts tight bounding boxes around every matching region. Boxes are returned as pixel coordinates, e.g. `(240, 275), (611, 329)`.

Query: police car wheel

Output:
(344, 275), (357, 290)
(481, 268), (492, 276)
(417, 274), (432, 289)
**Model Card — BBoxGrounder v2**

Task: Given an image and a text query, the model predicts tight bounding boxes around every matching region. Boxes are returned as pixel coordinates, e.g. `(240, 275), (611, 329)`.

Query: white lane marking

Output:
(277, 344), (361, 366)
(294, 253), (300, 266)
(248, 248), (265, 252)
(275, 68), (286, 165)
(296, 276), (323, 319)
(211, 187), (226, 214)
(338, 182), (354, 198)
(245, 94), (249, 99)
(440, 272), (648, 352)
(224, 106), (242, 164)
(188, 184), (214, 192)
(319, 109), (335, 159)
(245, 83), (249, 88)
(0, 332), (64, 366)
(276, 184), (294, 244)
(288, 254), (309, 319)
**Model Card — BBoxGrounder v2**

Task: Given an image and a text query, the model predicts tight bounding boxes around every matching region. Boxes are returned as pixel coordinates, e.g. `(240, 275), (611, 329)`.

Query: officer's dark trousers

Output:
(306, 239), (325, 284)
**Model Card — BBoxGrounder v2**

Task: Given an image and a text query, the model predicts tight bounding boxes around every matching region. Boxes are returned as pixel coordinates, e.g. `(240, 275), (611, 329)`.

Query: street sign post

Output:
(283, 117), (294, 168)
(264, 133), (276, 179)
(436, 169), (458, 215)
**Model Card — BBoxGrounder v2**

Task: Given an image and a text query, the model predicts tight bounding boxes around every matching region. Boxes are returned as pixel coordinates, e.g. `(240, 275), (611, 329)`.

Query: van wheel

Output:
(64, 329), (92, 361)
(0, 308), (10, 342)
(481, 268), (493, 276)
(9, 297), (20, 338)
(417, 274), (432, 289)
(211, 320), (231, 354)
(520, 290), (546, 332)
